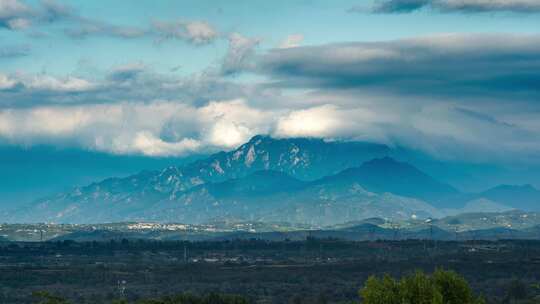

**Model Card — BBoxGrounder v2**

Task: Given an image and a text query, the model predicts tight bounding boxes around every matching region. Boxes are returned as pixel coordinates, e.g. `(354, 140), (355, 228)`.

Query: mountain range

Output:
(3, 135), (540, 225)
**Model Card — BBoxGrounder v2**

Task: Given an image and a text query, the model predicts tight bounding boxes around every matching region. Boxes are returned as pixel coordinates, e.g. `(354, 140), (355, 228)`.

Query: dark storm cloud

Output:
(362, 0), (540, 14)
(252, 34), (540, 101)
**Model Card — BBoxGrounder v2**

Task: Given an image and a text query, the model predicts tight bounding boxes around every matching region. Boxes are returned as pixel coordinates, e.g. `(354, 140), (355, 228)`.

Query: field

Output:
(1, 239), (540, 303)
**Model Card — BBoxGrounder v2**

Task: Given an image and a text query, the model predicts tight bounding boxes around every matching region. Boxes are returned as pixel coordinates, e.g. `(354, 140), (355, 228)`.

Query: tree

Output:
(399, 271), (443, 304)
(505, 279), (528, 304)
(360, 270), (485, 304)
(432, 269), (476, 304)
(32, 291), (70, 304)
(360, 275), (401, 304)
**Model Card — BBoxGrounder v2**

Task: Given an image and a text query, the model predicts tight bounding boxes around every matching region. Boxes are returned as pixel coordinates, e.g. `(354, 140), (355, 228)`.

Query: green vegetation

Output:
(32, 291), (70, 304)
(2, 239), (540, 303)
(33, 292), (249, 304)
(360, 269), (485, 304)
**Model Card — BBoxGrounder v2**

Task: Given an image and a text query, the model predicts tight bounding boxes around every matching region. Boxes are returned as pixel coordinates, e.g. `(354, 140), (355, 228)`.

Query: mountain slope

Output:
(313, 157), (459, 208)
(8, 136), (391, 223)
(477, 184), (540, 211)
(11, 156), (453, 225)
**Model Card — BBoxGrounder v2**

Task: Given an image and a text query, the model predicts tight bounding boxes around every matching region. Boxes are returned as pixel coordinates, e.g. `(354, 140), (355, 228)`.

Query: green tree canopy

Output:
(360, 269), (485, 304)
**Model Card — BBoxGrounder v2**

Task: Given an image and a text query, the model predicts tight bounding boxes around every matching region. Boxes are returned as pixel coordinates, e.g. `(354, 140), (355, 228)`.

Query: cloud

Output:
(64, 17), (146, 39)
(0, 0), (72, 30)
(363, 0), (540, 14)
(221, 33), (260, 75)
(0, 0), (33, 30)
(0, 73), (17, 90)
(0, 82), (539, 163)
(0, 99), (272, 156)
(24, 74), (96, 92)
(131, 131), (201, 157)
(198, 99), (272, 148)
(0, 44), (30, 58)
(276, 105), (345, 138)
(107, 63), (147, 82)
(1, 41), (539, 164)
(279, 34), (304, 49)
(252, 33), (540, 101)
(152, 20), (218, 44)
(0, 66), (266, 109)
(0, 1), (223, 46)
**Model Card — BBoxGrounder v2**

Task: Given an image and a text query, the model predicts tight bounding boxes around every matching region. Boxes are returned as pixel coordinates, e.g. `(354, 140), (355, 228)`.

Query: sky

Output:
(1, 0), (540, 204)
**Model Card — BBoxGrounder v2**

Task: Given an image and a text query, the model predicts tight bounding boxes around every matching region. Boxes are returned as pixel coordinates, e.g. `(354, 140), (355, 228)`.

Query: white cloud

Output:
(0, 94), (538, 162)
(198, 99), (272, 148)
(275, 105), (343, 138)
(25, 75), (96, 92)
(279, 34), (304, 49)
(0, 0), (33, 30)
(0, 99), (271, 156)
(274, 104), (391, 141)
(221, 33), (260, 75)
(152, 20), (218, 44)
(131, 131), (201, 157)
(0, 73), (17, 90)
(185, 21), (218, 44)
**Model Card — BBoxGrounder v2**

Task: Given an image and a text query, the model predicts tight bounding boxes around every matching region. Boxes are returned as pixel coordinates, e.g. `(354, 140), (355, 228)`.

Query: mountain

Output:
(7, 136), (391, 223)
(313, 157), (459, 208)
(10, 155), (453, 225)
(204, 170), (306, 198)
(477, 184), (540, 211)
(433, 210), (540, 232)
(442, 184), (540, 213)
(454, 198), (513, 214)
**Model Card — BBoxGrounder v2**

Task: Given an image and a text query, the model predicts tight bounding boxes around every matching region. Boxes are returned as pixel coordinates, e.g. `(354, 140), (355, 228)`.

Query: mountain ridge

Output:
(5, 135), (540, 225)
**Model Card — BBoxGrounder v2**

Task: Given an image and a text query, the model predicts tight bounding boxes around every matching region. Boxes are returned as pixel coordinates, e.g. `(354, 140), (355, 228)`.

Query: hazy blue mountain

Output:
(313, 157), (459, 208)
(10, 156), (453, 225)
(0, 144), (206, 208)
(6, 136), (391, 223)
(11, 135), (526, 226)
(440, 184), (540, 212)
(432, 210), (540, 232)
(477, 184), (540, 211)
(204, 170), (306, 198)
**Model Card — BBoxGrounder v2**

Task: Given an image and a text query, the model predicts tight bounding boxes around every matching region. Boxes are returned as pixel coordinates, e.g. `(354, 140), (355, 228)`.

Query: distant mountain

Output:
(204, 170), (306, 198)
(455, 198), (513, 214)
(313, 157), (459, 208)
(477, 184), (540, 211)
(11, 155), (453, 225)
(433, 210), (540, 232)
(7, 136), (392, 223)
(14, 136), (523, 226)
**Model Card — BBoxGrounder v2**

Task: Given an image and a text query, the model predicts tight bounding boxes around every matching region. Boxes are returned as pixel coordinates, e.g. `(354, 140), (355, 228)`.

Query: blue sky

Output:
(3, 0), (540, 76)
(1, 0), (540, 204)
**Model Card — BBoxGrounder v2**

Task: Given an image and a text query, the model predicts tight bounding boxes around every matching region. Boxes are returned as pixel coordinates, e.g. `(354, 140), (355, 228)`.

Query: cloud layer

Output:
(0, 30), (539, 164)
(363, 0), (540, 14)
(253, 33), (540, 101)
